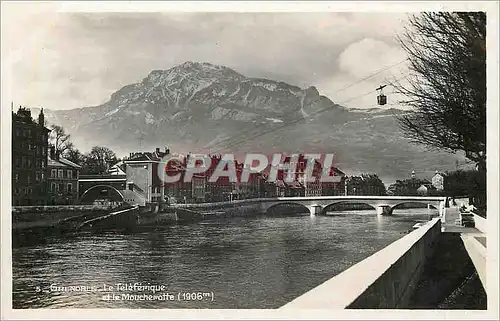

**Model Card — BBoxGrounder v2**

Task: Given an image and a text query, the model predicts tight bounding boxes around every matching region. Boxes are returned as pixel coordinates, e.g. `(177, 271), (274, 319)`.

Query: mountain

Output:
(33, 61), (471, 184)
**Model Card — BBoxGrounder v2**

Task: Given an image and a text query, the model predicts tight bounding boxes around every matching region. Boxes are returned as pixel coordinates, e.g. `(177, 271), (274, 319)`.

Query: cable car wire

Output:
(193, 60), (410, 155)
(205, 74), (409, 156)
(333, 58), (408, 94)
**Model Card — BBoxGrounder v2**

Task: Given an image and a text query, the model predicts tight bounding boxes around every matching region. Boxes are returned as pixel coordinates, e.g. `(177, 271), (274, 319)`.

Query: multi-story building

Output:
(122, 147), (171, 203)
(264, 154), (343, 197)
(431, 171), (445, 191)
(203, 154), (236, 202)
(47, 147), (81, 204)
(191, 174), (206, 202)
(320, 167), (346, 196)
(236, 162), (266, 199)
(12, 107), (51, 206)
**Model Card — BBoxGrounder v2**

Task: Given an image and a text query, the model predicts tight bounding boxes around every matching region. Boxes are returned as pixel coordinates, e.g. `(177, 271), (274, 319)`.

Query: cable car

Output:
(376, 85), (387, 106)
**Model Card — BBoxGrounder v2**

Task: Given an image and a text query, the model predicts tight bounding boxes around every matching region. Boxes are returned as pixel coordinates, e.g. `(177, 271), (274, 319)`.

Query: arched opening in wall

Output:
(391, 202), (439, 218)
(322, 202), (376, 216)
(80, 185), (124, 205)
(266, 203), (310, 217)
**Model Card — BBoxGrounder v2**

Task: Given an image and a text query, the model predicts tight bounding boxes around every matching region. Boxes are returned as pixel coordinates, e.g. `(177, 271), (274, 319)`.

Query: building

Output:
(12, 106), (51, 205)
(236, 162), (266, 199)
(274, 180), (287, 197)
(47, 147), (82, 205)
(192, 174), (207, 203)
(262, 154), (344, 197)
(163, 158), (192, 204)
(201, 154), (236, 202)
(431, 171), (445, 191)
(286, 181), (305, 197)
(122, 147), (170, 203)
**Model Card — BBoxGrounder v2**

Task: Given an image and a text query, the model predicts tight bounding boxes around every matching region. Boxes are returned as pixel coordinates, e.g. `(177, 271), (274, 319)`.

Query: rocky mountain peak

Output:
(141, 61), (245, 88)
(305, 86), (320, 96)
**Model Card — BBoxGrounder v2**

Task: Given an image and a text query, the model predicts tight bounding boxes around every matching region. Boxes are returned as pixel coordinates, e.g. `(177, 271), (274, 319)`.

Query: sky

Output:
(3, 3), (413, 111)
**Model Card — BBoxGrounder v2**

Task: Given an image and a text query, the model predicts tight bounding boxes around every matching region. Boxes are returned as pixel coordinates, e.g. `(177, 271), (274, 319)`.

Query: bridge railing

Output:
(170, 196), (447, 208)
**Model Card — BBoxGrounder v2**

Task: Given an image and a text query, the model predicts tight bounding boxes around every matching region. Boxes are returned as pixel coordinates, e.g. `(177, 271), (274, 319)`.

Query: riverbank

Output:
(12, 204), (118, 213)
(12, 205), (122, 230)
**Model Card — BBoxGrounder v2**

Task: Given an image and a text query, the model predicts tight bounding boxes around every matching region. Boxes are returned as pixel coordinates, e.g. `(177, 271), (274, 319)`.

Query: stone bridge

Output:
(176, 196), (447, 216)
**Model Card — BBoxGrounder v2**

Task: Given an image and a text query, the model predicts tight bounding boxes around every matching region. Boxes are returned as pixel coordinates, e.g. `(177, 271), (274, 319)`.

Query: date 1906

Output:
(178, 292), (214, 301)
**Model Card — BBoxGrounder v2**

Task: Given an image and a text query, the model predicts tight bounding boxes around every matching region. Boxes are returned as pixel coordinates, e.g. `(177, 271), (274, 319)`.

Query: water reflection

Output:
(12, 209), (435, 309)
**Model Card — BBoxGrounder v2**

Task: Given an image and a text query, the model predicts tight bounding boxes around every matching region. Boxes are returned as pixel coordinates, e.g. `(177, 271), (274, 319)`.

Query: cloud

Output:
(4, 10), (411, 110)
(315, 37), (411, 109)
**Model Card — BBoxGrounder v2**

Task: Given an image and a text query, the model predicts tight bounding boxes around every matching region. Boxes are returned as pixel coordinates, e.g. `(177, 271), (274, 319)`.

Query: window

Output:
(67, 183), (72, 193)
(36, 172), (40, 181)
(51, 183), (56, 192)
(28, 143), (32, 150)
(15, 174), (19, 182)
(15, 157), (21, 168)
(59, 183), (64, 192)
(16, 129), (20, 136)
(41, 160), (45, 168)
(27, 176), (31, 184)
(67, 170), (73, 179)
(51, 169), (57, 178)
(27, 159), (32, 168)
(41, 172), (45, 180)
(58, 170), (63, 178)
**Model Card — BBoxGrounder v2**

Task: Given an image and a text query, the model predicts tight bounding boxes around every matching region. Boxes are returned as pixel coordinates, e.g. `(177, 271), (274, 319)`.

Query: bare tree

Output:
(64, 147), (85, 165)
(49, 125), (74, 155)
(395, 12), (486, 171)
(81, 146), (118, 175)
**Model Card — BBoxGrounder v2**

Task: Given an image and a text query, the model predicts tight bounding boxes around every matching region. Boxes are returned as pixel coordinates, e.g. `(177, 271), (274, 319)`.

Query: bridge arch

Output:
(80, 184), (125, 205)
(390, 201), (439, 213)
(265, 202), (310, 215)
(321, 201), (377, 215)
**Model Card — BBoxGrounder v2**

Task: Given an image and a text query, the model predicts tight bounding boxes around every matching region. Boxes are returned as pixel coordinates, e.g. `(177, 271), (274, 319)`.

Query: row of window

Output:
(15, 128), (33, 137)
(50, 182), (73, 193)
(13, 187), (35, 195)
(15, 141), (48, 154)
(14, 127), (47, 139)
(14, 172), (46, 184)
(50, 169), (75, 179)
(14, 157), (46, 169)
(14, 169), (77, 180)
(14, 186), (75, 197)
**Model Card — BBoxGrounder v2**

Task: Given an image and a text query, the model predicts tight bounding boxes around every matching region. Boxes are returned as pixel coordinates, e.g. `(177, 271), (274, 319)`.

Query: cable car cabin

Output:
(377, 94), (387, 105)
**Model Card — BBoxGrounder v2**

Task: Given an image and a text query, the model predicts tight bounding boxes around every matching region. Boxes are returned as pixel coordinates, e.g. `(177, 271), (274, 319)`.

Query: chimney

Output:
(156, 147), (160, 154)
(165, 146), (170, 154)
(50, 146), (55, 160)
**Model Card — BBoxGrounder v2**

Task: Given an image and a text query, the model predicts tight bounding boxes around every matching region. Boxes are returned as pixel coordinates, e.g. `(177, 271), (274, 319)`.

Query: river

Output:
(12, 208), (435, 309)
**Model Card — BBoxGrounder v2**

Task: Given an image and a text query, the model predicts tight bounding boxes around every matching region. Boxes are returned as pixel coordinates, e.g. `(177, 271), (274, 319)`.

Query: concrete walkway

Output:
(442, 207), (487, 294)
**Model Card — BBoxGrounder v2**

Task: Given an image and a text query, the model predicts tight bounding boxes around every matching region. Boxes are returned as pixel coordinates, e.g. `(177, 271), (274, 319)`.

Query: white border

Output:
(1, 1), (499, 320)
